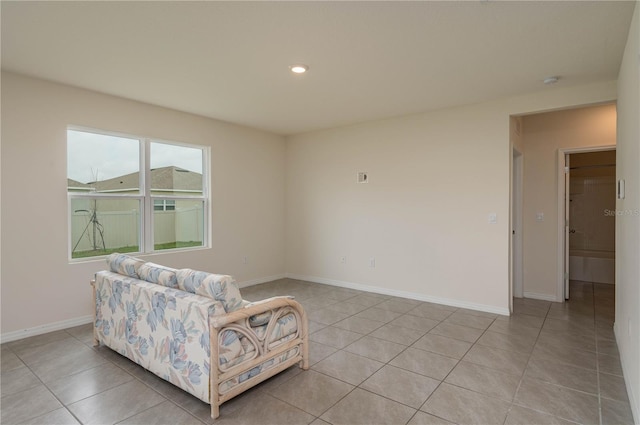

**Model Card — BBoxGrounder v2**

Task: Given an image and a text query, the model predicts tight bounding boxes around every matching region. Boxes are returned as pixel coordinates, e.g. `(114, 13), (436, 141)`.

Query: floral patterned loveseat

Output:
(92, 253), (309, 419)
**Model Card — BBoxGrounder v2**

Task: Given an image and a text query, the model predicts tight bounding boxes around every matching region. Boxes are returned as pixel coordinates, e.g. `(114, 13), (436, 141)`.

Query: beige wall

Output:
(615, 3), (640, 422)
(1, 72), (286, 337)
(285, 83), (617, 314)
(0, 72), (621, 338)
(521, 104), (617, 300)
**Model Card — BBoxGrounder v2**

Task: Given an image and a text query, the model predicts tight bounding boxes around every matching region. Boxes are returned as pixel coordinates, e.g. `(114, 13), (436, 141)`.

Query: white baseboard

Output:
(0, 274), (286, 344)
(523, 291), (558, 302)
(237, 274), (287, 289)
(0, 315), (93, 344)
(286, 273), (510, 316)
(1, 272), (511, 344)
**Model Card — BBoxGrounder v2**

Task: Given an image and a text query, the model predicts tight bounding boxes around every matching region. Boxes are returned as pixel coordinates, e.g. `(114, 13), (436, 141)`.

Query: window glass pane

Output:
(150, 142), (203, 196)
(67, 130), (140, 193)
(154, 200), (204, 251)
(70, 198), (141, 258)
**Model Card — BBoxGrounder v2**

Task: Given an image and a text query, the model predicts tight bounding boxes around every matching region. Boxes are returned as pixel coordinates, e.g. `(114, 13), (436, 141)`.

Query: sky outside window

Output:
(68, 130), (203, 184)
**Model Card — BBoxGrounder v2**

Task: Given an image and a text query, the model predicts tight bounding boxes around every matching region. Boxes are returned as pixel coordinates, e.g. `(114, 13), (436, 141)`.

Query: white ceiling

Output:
(1, 1), (635, 135)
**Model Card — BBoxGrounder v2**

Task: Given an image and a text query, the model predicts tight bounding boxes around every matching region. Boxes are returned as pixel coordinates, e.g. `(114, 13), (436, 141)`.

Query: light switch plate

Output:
(488, 213), (497, 224)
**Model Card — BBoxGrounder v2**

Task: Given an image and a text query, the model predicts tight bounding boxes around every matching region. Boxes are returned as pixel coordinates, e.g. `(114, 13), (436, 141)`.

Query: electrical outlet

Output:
(242, 256), (248, 265)
(340, 256), (347, 264)
(369, 257), (376, 268)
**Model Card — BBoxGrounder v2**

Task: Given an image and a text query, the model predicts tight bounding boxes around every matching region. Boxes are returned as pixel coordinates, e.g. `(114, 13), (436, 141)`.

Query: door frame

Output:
(511, 148), (524, 301)
(556, 145), (616, 302)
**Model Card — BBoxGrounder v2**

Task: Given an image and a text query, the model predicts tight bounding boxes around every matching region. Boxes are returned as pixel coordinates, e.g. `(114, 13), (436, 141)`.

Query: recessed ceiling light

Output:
(290, 64), (308, 74)
(543, 76), (560, 85)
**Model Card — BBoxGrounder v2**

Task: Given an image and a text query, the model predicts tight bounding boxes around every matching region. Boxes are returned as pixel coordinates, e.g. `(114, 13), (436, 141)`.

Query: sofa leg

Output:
(301, 339), (310, 370)
(300, 357), (309, 371)
(211, 403), (220, 420)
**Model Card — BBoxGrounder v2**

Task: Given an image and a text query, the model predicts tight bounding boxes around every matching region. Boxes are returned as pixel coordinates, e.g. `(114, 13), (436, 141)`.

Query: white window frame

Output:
(67, 126), (210, 261)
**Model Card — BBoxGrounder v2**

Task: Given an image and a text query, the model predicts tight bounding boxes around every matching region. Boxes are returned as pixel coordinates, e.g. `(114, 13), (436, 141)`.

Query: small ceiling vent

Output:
(357, 172), (368, 183)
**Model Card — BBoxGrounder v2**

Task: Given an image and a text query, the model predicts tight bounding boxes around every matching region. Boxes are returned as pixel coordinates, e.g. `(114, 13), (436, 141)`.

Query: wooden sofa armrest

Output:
(244, 295), (294, 306)
(210, 296), (305, 328)
(208, 295), (309, 419)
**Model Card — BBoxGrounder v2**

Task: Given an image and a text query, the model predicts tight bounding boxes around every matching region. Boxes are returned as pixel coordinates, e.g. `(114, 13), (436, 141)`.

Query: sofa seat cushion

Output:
(249, 310), (272, 327)
(218, 347), (300, 395)
(219, 330), (245, 368)
(239, 300), (273, 327)
(107, 253), (145, 278)
(219, 330), (259, 371)
(176, 269), (242, 313)
(269, 313), (298, 347)
(138, 262), (178, 288)
(248, 312), (298, 347)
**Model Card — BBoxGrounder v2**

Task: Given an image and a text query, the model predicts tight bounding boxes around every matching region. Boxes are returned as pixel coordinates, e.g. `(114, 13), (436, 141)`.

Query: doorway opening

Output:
(558, 147), (616, 301)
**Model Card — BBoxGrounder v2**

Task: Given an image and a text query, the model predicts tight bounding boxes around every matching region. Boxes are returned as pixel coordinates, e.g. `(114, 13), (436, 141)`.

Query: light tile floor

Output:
(1, 280), (635, 425)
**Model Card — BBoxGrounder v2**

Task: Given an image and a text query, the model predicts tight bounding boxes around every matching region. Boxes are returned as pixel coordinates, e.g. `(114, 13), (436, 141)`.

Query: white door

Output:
(564, 154), (571, 300)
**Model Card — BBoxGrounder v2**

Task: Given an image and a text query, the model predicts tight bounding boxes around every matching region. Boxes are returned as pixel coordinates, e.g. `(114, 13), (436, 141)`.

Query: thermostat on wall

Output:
(357, 172), (368, 183)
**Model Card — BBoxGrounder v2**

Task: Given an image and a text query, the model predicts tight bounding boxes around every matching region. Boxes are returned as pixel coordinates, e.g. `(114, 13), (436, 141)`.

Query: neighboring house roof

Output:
(67, 178), (94, 191)
(146, 166), (203, 193)
(74, 166), (202, 193)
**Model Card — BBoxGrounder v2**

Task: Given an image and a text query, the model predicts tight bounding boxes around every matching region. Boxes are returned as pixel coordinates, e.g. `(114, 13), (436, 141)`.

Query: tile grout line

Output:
(4, 280), (626, 425)
(282, 290), (396, 423)
(502, 300), (550, 425)
(72, 329), (205, 425)
(308, 297), (470, 424)
(416, 317), (494, 425)
(3, 329), (101, 425)
(342, 304), (460, 425)
(593, 282), (604, 425)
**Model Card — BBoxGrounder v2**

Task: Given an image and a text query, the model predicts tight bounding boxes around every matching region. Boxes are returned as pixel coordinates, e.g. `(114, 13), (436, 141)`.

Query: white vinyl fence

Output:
(154, 207), (204, 245)
(71, 207), (203, 252)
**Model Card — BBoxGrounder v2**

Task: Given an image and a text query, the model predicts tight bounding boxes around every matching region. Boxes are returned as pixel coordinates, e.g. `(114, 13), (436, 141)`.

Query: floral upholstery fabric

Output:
(176, 269), (243, 313)
(94, 270), (221, 402)
(106, 253), (145, 278)
(241, 300), (273, 327)
(268, 313), (298, 348)
(218, 329), (246, 369)
(248, 311), (272, 327)
(218, 347), (299, 395)
(138, 262), (178, 288)
(94, 255), (307, 414)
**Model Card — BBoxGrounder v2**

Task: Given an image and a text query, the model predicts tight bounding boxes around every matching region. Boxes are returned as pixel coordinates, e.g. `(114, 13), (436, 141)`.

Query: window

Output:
(67, 128), (208, 259)
(154, 200), (176, 211)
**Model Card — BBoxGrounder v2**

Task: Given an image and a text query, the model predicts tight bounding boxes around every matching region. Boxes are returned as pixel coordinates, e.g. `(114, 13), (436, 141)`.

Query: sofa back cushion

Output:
(106, 253), (145, 278)
(138, 262), (178, 288)
(176, 269), (242, 313)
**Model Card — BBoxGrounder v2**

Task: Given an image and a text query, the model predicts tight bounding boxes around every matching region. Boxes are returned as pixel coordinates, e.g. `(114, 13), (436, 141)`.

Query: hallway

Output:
(510, 280), (630, 424)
